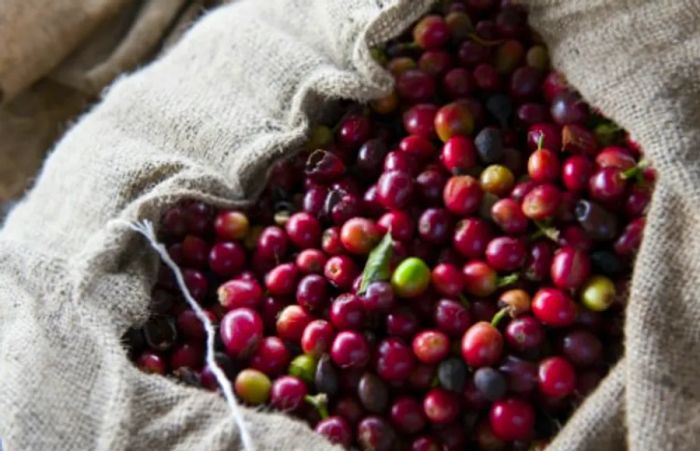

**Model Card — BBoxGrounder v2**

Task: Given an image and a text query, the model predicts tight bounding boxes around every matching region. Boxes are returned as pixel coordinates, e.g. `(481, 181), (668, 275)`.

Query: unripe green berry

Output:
(580, 275), (616, 311)
(391, 257), (431, 298)
(234, 369), (271, 405)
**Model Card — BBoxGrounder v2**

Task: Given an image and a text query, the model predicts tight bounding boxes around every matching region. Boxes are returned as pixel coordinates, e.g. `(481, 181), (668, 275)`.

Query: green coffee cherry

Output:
(580, 275), (616, 312)
(234, 369), (271, 405)
(391, 257), (431, 298)
(304, 125), (333, 151)
(289, 354), (317, 384)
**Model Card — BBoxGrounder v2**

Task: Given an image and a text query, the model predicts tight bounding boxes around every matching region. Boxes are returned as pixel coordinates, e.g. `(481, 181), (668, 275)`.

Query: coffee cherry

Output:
(377, 170), (415, 209)
(412, 330), (450, 364)
(434, 299), (472, 337)
(288, 354), (317, 384)
(301, 320), (334, 357)
(418, 208), (452, 244)
(480, 164), (515, 196)
(531, 288), (576, 327)
(522, 183), (561, 220)
(376, 337), (416, 381)
(416, 167), (449, 205)
(218, 277), (263, 311)
(256, 226), (288, 261)
(314, 354), (340, 396)
(182, 269), (208, 302)
(561, 155), (593, 192)
(474, 127), (504, 163)
(614, 217), (645, 256)
(390, 396), (427, 434)
(209, 242), (246, 277)
(360, 281), (396, 313)
(423, 388), (460, 424)
(265, 262), (299, 296)
(285, 212), (321, 249)
(338, 115), (371, 149)
(580, 274), (616, 311)
(431, 264), (463, 298)
(270, 375), (307, 411)
(485, 236), (527, 271)
(550, 246), (591, 289)
(474, 63), (501, 91)
(358, 372), (390, 413)
(404, 104), (438, 138)
(443, 175), (483, 216)
(528, 148), (560, 183)
(443, 67), (475, 98)
(413, 15), (450, 49)
(220, 308), (263, 358)
(137, 352), (166, 375)
(510, 66), (543, 100)
(250, 336), (290, 376)
(340, 217), (381, 254)
(489, 398), (535, 441)
(474, 367), (507, 401)
(551, 91), (589, 125)
(357, 416), (397, 451)
(398, 69), (436, 103)
(331, 331), (370, 369)
(176, 309), (216, 341)
(575, 200), (619, 241)
(437, 357), (468, 393)
(214, 210), (249, 241)
(462, 260), (499, 297)
(589, 167), (627, 202)
(538, 356), (576, 398)
(440, 136), (477, 173)
(491, 198), (528, 234)
(324, 255), (360, 290)
(399, 135), (435, 162)
(276, 305), (312, 342)
(356, 138), (389, 176)
(377, 210), (415, 242)
(504, 316), (545, 353)
(330, 293), (365, 330)
(561, 329), (603, 367)
(315, 416), (352, 447)
(235, 369), (271, 405)
(461, 322), (503, 367)
(527, 123), (561, 151)
(499, 355), (538, 394)
(435, 102), (475, 142)
(452, 218), (492, 259)
(296, 274), (329, 312)
(386, 308), (419, 339)
(391, 257), (431, 298)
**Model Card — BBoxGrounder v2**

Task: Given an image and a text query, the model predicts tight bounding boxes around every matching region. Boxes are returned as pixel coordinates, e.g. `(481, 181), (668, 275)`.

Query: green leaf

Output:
(358, 233), (393, 294)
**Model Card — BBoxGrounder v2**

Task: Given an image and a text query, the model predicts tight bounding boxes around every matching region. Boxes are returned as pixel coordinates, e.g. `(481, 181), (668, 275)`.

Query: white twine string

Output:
(126, 220), (255, 451)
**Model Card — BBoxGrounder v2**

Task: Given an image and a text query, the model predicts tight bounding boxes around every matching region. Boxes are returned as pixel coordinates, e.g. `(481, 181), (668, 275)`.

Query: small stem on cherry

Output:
(490, 307), (509, 327)
(621, 159), (649, 181)
(496, 273), (519, 288)
(536, 134), (545, 151)
(531, 221), (560, 242)
(304, 393), (329, 419)
(459, 294), (470, 306)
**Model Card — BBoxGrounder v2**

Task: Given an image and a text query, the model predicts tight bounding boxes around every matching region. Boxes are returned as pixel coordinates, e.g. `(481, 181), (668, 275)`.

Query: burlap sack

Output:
(0, 0), (216, 201)
(0, 0), (698, 449)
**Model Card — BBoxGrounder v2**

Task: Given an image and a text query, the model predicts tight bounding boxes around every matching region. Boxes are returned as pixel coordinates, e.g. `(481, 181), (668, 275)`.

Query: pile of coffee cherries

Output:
(124, 1), (654, 449)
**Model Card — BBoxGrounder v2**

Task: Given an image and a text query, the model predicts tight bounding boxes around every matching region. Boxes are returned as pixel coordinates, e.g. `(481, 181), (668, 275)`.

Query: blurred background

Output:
(0, 0), (222, 224)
